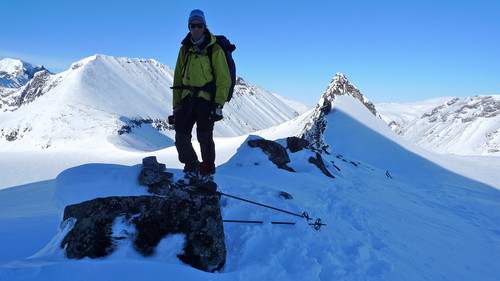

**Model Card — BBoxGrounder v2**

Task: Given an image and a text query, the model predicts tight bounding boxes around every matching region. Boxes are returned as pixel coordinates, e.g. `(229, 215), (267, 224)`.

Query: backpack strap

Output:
(207, 44), (217, 104)
(181, 45), (210, 78)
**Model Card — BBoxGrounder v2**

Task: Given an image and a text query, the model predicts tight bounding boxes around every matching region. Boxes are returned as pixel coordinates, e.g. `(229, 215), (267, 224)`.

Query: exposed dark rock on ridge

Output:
(286, 136), (310, 153)
(309, 152), (335, 178)
(59, 156), (226, 272)
(248, 138), (295, 172)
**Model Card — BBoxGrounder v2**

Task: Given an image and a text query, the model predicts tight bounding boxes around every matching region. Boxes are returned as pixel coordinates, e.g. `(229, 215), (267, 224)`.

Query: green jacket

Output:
(172, 31), (231, 108)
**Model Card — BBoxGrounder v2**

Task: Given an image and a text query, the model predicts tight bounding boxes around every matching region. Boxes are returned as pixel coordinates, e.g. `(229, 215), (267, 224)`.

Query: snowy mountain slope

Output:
(377, 95), (500, 155)
(0, 55), (174, 150)
(1, 89), (499, 281)
(214, 77), (301, 136)
(305, 96), (500, 280)
(0, 58), (48, 88)
(0, 55), (302, 151)
(376, 97), (454, 131)
(272, 93), (313, 114)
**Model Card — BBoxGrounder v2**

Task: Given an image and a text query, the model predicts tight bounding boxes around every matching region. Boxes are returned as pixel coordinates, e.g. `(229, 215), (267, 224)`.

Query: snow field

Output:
(1, 96), (499, 280)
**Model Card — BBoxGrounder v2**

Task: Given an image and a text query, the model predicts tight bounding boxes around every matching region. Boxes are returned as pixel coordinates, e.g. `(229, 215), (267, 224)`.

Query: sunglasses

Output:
(190, 23), (205, 29)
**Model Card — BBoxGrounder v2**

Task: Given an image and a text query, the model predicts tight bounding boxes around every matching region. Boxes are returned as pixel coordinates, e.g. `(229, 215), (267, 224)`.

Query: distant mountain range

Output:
(377, 96), (500, 155)
(0, 55), (307, 151)
(1, 56), (498, 156)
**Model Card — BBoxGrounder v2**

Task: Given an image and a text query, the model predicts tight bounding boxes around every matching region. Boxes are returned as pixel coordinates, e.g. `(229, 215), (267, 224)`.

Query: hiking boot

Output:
(183, 160), (200, 173)
(200, 162), (215, 176)
(198, 174), (214, 184)
(198, 162), (215, 184)
(183, 160), (200, 180)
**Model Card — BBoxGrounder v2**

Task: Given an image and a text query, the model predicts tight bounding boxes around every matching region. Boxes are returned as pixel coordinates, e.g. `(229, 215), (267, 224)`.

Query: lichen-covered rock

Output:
(61, 190), (226, 272)
(59, 156), (226, 272)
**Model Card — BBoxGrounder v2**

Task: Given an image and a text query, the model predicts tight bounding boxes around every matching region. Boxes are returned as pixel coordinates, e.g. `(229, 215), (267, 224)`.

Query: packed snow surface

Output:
(1, 95), (499, 281)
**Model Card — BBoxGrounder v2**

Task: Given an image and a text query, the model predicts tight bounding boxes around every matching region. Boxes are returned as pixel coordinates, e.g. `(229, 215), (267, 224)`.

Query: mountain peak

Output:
(0, 58), (23, 72)
(322, 73), (377, 116)
(299, 73), (377, 152)
(0, 58), (48, 88)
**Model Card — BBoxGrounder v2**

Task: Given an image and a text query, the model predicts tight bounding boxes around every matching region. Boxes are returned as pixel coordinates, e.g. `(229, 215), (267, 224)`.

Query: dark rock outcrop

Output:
(309, 152), (335, 178)
(286, 136), (310, 153)
(60, 157), (226, 272)
(278, 191), (294, 200)
(138, 156), (173, 195)
(248, 138), (295, 172)
(117, 118), (172, 135)
(301, 103), (331, 153)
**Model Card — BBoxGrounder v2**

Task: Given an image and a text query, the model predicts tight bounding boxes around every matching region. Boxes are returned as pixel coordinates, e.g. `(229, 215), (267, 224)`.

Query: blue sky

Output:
(1, 0), (499, 104)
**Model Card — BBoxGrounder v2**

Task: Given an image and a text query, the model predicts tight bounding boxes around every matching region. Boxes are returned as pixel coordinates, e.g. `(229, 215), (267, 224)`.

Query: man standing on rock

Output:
(171, 9), (231, 182)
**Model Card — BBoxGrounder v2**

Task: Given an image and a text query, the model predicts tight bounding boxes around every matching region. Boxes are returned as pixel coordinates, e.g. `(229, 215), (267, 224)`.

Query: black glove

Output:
(168, 107), (180, 125)
(212, 104), (223, 122)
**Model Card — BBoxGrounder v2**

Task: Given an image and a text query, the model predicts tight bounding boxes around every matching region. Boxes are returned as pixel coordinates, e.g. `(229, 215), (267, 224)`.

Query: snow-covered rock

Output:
(0, 58), (48, 88)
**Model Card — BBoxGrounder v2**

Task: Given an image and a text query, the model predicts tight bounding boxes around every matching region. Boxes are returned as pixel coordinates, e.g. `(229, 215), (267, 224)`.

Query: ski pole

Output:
(223, 220), (293, 225)
(222, 218), (326, 230)
(216, 191), (312, 221)
(172, 181), (325, 229)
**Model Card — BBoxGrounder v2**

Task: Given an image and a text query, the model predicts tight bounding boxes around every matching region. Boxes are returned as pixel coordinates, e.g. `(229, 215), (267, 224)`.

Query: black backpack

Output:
(208, 35), (236, 103)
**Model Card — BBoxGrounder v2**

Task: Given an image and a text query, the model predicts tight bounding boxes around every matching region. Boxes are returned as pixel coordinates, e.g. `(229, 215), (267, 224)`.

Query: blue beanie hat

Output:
(188, 9), (206, 25)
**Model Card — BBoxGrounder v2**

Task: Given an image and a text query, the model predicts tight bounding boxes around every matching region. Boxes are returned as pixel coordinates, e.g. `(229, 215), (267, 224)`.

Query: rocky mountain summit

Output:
(1, 70), (55, 112)
(301, 73), (377, 151)
(321, 73), (377, 116)
(0, 58), (48, 88)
